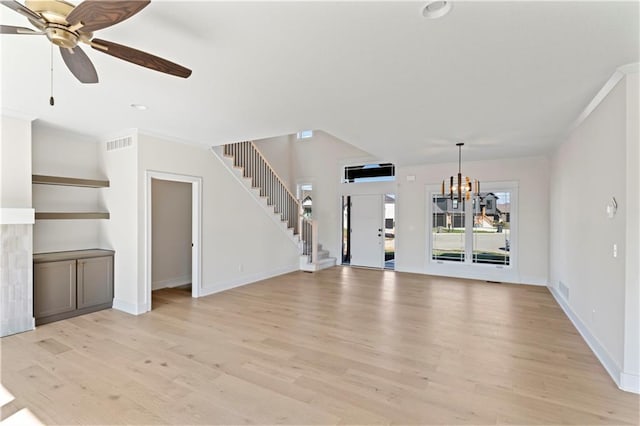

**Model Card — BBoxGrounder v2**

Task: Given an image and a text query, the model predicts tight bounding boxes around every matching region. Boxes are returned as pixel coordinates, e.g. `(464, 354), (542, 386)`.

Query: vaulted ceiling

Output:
(1, 1), (638, 165)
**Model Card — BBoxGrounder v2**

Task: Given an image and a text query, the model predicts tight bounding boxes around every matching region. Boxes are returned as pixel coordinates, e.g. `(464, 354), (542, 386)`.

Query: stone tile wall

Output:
(0, 224), (34, 337)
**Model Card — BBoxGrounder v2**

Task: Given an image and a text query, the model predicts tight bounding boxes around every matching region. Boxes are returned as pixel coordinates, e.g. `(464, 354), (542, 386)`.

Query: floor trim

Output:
(112, 299), (149, 316)
(547, 285), (633, 393)
(200, 264), (299, 298)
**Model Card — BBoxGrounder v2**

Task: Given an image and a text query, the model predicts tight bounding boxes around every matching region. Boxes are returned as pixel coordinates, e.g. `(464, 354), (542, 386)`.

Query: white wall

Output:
(99, 131), (140, 314)
(272, 130), (549, 285)
(395, 156), (549, 285)
(623, 72), (639, 389)
(1, 116), (32, 207)
(32, 122), (104, 253)
(289, 131), (373, 258)
(137, 133), (300, 308)
(151, 179), (192, 290)
(254, 135), (293, 192)
(549, 71), (639, 392)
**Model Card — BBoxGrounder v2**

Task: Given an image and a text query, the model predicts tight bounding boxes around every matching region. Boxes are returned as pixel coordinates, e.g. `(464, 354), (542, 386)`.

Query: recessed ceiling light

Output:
(423, 1), (452, 19)
(130, 104), (148, 110)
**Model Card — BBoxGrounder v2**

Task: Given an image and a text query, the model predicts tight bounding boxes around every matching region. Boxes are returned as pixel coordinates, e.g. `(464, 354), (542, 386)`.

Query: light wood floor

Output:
(1, 267), (638, 425)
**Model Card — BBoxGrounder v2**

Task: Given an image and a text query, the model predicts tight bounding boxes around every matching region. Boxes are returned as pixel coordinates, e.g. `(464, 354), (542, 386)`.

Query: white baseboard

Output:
(518, 276), (548, 286)
(199, 264), (298, 298)
(620, 372), (640, 394)
(152, 275), (191, 290)
(547, 285), (633, 393)
(112, 299), (149, 315)
(394, 266), (546, 286)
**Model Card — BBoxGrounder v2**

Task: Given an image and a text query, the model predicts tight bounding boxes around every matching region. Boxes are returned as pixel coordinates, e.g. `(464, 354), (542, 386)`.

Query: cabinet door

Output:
(34, 260), (77, 318)
(77, 256), (113, 309)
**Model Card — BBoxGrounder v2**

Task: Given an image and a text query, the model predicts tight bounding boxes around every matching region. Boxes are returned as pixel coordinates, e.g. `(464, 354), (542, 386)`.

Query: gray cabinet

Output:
(77, 256), (113, 309)
(34, 260), (76, 318)
(33, 250), (114, 325)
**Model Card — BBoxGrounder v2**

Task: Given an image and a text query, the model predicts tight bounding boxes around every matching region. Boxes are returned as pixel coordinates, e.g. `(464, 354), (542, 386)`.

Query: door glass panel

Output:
(472, 191), (510, 265)
(342, 196), (350, 264)
(384, 194), (395, 269)
(432, 195), (465, 262)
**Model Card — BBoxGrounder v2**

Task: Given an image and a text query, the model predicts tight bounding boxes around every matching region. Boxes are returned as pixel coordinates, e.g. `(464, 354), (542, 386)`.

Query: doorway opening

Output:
(152, 179), (192, 302)
(342, 193), (395, 270)
(145, 171), (202, 312)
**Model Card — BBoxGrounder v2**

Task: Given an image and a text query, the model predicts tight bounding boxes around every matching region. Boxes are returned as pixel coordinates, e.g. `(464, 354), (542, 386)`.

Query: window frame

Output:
(426, 181), (519, 276)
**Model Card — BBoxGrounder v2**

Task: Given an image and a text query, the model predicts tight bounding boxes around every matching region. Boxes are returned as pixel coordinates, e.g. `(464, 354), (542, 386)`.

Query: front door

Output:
(350, 194), (384, 268)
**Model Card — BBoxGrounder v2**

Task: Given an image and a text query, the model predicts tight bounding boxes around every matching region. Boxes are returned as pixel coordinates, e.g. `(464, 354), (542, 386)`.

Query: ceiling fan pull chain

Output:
(49, 44), (54, 106)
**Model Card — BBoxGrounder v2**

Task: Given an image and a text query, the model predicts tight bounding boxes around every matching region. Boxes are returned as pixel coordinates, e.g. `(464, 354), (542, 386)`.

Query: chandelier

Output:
(441, 143), (479, 202)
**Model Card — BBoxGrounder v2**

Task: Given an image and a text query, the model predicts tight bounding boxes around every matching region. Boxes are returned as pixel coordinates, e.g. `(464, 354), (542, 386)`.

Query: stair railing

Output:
(301, 218), (318, 264)
(223, 141), (301, 236)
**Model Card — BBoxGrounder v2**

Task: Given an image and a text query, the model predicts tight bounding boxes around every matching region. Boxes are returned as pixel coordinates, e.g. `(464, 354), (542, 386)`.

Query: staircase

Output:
(211, 141), (336, 272)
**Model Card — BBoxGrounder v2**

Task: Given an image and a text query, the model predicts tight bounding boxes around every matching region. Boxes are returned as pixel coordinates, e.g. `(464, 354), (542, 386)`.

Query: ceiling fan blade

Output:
(91, 38), (191, 78)
(60, 45), (99, 84)
(66, 0), (150, 33)
(0, 0), (43, 22)
(0, 24), (40, 34)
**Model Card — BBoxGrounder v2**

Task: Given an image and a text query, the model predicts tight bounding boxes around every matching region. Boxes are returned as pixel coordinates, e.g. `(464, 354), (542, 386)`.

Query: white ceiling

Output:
(1, 1), (638, 165)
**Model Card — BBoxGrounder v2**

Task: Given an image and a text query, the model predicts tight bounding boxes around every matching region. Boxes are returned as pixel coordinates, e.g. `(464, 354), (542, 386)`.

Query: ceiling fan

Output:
(0, 0), (192, 84)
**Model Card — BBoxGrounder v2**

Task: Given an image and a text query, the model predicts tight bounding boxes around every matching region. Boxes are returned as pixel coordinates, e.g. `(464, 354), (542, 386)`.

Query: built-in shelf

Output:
(35, 212), (110, 220)
(32, 174), (110, 221)
(32, 175), (109, 188)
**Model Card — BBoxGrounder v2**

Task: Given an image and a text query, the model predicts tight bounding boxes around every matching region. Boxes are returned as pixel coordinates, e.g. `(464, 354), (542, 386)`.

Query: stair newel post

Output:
(297, 203), (302, 239)
(311, 220), (318, 265)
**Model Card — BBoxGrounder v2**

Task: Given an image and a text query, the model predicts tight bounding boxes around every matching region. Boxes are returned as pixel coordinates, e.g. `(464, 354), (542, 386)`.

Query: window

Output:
(430, 184), (516, 267)
(472, 192), (511, 265)
(297, 130), (313, 139)
(432, 196), (466, 262)
(343, 163), (395, 183)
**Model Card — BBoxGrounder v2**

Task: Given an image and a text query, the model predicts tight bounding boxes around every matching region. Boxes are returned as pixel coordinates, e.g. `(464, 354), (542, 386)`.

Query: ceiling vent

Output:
(106, 136), (133, 151)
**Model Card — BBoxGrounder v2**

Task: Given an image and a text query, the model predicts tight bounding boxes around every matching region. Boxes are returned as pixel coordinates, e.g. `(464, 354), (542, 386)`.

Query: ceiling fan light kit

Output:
(1, 0), (192, 87)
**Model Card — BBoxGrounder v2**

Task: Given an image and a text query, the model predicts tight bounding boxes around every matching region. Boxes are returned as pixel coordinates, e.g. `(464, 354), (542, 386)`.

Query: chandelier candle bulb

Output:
(450, 176), (454, 200)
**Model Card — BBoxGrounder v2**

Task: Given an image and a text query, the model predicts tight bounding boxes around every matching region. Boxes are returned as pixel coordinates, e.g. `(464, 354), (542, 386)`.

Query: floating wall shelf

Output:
(35, 212), (110, 220)
(32, 175), (109, 188)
